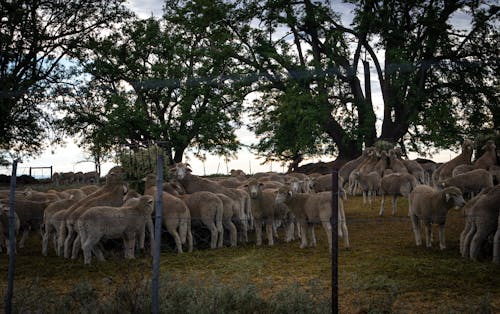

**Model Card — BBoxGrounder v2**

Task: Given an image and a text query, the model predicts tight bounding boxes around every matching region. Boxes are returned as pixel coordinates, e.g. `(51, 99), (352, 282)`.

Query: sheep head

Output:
(244, 179), (263, 198)
(443, 186), (465, 209)
(461, 139), (474, 153)
(172, 163), (192, 180)
(482, 140), (496, 151)
(275, 186), (292, 204)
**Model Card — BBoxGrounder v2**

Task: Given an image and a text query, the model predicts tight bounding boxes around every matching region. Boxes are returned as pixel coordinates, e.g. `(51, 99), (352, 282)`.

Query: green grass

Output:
(0, 194), (499, 313)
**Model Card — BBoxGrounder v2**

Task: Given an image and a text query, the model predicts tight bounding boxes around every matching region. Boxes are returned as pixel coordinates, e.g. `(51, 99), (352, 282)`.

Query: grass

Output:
(0, 194), (499, 313)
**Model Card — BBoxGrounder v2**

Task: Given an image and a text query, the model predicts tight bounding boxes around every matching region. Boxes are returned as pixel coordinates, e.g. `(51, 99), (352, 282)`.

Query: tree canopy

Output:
(0, 0), (130, 159)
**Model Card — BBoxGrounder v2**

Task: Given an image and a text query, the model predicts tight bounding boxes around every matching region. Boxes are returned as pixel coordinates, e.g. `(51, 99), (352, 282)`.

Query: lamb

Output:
(275, 186), (350, 253)
(245, 180), (288, 246)
(433, 139), (474, 182)
(171, 163), (250, 243)
(350, 171), (381, 204)
(143, 174), (193, 254)
(77, 195), (154, 264)
(460, 185), (500, 262)
(379, 173), (418, 216)
(409, 185), (465, 250)
(177, 191), (224, 249)
(438, 169), (493, 198)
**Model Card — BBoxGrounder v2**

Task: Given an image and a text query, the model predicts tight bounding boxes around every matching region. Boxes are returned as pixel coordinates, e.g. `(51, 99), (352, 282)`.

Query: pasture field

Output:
(0, 194), (499, 313)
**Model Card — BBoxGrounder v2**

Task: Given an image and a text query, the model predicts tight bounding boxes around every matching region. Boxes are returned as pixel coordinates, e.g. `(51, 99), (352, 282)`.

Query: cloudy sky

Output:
(3, 0), (461, 178)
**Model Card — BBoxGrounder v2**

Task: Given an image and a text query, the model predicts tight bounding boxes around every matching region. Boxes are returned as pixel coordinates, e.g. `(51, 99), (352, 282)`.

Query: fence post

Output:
(152, 152), (164, 314)
(5, 160), (18, 314)
(331, 168), (339, 314)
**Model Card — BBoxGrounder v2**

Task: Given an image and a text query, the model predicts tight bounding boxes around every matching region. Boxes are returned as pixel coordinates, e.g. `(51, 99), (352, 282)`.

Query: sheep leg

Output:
(57, 222), (66, 257)
(63, 225), (75, 259)
(379, 194), (385, 216)
(186, 224), (193, 253)
(308, 225), (316, 247)
(71, 234), (82, 259)
(223, 219), (237, 247)
(299, 221), (308, 249)
(254, 219), (263, 246)
(206, 220), (218, 249)
(42, 226), (50, 256)
(216, 219), (224, 248)
(459, 220), (472, 256)
(321, 220), (333, 254)
(93, 244), (105, 262)
(146, 217), (154, 256)
(18, 229), (29, 248)
(266, 221), (274, 246)
(391, 196), (398, 216)
(410, 215), (422, 246)
(295, 222), (302, 239)
(470, 227), (495, 261)
(424, 222), (432, 248)
(493, 228), (500, 264)
(285, 221), (294, 243)
(362, 191), (367, 204)
(82, 235), (99, 265)
(462, 224), (476, 258)
(438, 224), (446, 250)
(123, 233), (135, 259)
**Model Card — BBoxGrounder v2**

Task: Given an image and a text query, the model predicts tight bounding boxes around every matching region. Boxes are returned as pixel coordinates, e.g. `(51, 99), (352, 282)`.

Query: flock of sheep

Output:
(0, 139), (499, 265)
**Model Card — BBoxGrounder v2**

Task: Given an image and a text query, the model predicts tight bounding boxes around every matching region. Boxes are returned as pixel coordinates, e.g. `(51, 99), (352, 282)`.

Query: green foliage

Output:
(0, 0), (131, 157)
(373, 140), (395, 152)
(118, 146), (171, 189)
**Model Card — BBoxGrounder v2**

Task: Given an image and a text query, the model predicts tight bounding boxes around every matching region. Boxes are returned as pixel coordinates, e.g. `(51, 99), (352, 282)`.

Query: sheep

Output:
(79, 185), (100, 195)
(83, 171), (99, 184)
(490, 165), (500, 185)
(452, 141), (497, 176)
(438, 169), (494, 198)
(143, 174), (193, 254)
(358, 149), (380, 175)
(339, 149), (372, 188)
(409, 185), (465, 249)
(421, 162), (439, 185)
(218, 177), (246, 189)
(245, 180), (286, 246)
(230, 169), (247, 180)
(373, 151), (390, 177)
(402, 159), (426, 184)
(177, 191), (224, 249)
(171, 163), (250, 243)
(42, 193), (87, 256)
(433, 139), (474, 182)
(388, 149), (409, 174)
(350, 171), (381, 204)
(0, 198), (51, 249)
(0, 204), (19, 254)
(57, 166), (128, 259)
(23, 187), (61, 202)
(379, 173), (418, 216)
(459, 190), (488, 258)
(460, 185), (500, 262)
(275, 186), (350, 253)
(215, 193), (238, 247)
(312, 173), (332, 193)
(77, 195), (154, 264)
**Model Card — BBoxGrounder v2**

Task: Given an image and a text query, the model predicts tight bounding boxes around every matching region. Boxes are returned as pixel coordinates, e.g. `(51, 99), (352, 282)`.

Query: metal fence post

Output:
(5, 160), (18, 314)
(331, 168), (339, 314)
(152, 153), (164, 314)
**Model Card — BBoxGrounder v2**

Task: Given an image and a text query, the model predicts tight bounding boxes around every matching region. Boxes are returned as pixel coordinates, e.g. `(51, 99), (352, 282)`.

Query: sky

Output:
(1, 0), (463, 178)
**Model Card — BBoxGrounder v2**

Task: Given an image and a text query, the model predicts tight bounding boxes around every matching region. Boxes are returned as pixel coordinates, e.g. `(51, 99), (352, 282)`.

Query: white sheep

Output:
(433, 139), (474, 182)
(379, 173), (418, 216)
(438, 168), (494, 198)
(275, 186), (349, 253)
(350, 171), (381, 204)
(77, 195), (154, 264)
(178, 191), (224, 249)
(460, 185), (500, 262)
(409, 185), (465, 249)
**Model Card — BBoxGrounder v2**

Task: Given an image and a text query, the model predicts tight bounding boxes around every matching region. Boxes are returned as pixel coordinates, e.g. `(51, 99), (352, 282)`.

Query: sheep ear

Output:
(445, 193), (451, 202)
(288, 190), (293, 197)
(123, 185), (128, 195)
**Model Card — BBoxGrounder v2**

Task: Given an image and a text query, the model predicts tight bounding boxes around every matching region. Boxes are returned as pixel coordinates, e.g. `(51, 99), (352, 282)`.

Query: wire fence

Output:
(1, 148), (499, 313)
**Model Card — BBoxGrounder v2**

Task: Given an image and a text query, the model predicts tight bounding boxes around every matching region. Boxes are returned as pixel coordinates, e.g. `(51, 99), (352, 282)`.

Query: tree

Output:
(62, 8), (248, 164)
(224, 0), (499, 162)
(0, 0), (130, 157)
